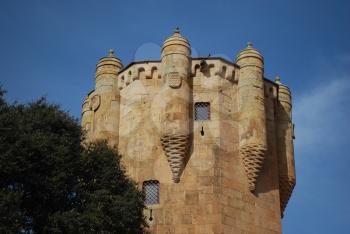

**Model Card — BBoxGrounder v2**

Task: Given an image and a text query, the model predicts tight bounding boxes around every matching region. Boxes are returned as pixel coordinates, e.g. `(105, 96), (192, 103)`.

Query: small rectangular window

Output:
(195, 102), (210, 120)
(143, 180), (160, 205)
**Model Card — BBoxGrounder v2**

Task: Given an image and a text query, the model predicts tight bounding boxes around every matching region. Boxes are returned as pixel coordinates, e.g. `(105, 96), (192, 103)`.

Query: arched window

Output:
(143, 180), (160, 205)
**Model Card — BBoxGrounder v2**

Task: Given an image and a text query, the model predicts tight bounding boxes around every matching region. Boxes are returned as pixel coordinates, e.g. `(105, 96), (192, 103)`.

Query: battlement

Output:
(115, 57), (238, 91)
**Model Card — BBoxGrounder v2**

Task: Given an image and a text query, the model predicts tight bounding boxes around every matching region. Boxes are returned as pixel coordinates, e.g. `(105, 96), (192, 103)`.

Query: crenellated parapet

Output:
(117, 62), (161, 90)
(191, 58), (237, 80)
(191, 58), (238, 98)
(116, 57), (239, 92)
(111, 56), (240, 95)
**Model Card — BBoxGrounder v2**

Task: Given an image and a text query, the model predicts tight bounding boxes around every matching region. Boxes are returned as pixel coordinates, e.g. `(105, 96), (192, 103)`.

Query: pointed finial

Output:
(247, 41), (253, 48)
(275, 75), (282, 84)
(174, 27), (180, 34)
(108, 49), (114, 57)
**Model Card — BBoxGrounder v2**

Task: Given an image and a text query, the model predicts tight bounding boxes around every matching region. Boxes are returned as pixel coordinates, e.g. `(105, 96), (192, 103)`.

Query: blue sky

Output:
(1, 0), (349, 233)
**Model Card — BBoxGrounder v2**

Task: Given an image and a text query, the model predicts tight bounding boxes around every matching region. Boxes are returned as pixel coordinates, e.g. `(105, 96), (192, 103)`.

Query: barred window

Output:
(194, 102), (210, 120)
(143, 180), (160, 205)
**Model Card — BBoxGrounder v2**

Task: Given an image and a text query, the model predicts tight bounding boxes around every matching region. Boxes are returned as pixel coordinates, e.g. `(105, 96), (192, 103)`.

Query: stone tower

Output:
(81, 29), (296, 233)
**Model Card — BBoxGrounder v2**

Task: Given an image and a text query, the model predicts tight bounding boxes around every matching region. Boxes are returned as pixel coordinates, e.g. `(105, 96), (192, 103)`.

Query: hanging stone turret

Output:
(236, 42), (268, 191)
(159, 28), (191, 183)
(275, 76), (296, 216)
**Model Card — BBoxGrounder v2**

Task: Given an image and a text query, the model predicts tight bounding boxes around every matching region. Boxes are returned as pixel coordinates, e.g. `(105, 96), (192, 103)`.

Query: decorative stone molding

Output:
(90, 94), (101, 111)
(240, 143), (267, 191)
(167, 72), (182, 88)
(160, 132), (189, 183)
(82, 97), (91, 114)
(279, 176), (296, 216)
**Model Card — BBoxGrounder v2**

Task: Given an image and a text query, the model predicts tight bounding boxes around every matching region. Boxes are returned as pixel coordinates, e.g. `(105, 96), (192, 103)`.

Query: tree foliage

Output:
(0, 87), (146, 233)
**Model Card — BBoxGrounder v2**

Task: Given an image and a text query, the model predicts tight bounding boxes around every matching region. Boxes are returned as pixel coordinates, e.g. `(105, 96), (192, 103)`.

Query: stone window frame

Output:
(143, 180), (160, 205)
(194, 102), (211, 121)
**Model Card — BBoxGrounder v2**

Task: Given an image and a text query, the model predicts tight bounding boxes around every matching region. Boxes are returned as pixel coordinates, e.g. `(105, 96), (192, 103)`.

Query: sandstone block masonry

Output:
(81, 29), (296, 234)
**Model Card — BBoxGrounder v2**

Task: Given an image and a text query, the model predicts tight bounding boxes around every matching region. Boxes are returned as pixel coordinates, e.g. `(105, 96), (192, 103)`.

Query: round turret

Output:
(89, 49), (122, 147)
(235, 42), (267, 192)
(275, 75), (296, 216)
(159, 28), (191, 183)
(160, 28), (191, 84)
(95, 49), (123, 89)
(235, 42), (264, 69)
(275, 76), (292, 116)
(161, 27), (191, 58)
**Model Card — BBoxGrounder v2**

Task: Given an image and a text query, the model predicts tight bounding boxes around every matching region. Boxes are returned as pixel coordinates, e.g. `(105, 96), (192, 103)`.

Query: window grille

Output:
(194, 102), (210, 120)
(143, 180), (160, 205)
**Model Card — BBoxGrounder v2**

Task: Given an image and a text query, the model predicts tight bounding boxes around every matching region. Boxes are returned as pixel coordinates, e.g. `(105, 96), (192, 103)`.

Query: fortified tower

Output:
(81, 29), (296, 234)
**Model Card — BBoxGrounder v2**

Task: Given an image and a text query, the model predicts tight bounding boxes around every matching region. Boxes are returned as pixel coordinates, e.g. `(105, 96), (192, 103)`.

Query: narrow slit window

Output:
(195, 102), (210, 120)
(143, 180), (160, 205)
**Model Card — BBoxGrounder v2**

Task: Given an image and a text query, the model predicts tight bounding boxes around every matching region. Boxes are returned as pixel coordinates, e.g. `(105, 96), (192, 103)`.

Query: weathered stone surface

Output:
(81, 29), (296, 233)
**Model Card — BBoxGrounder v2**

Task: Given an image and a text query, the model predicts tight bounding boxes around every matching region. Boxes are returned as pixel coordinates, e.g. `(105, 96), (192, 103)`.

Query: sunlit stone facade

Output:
(81, 29), (296, 234)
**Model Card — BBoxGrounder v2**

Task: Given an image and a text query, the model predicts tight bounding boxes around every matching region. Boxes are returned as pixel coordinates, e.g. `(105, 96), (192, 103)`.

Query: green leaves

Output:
(68, 141), (146, 234)
(0, 89), (146, 233)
